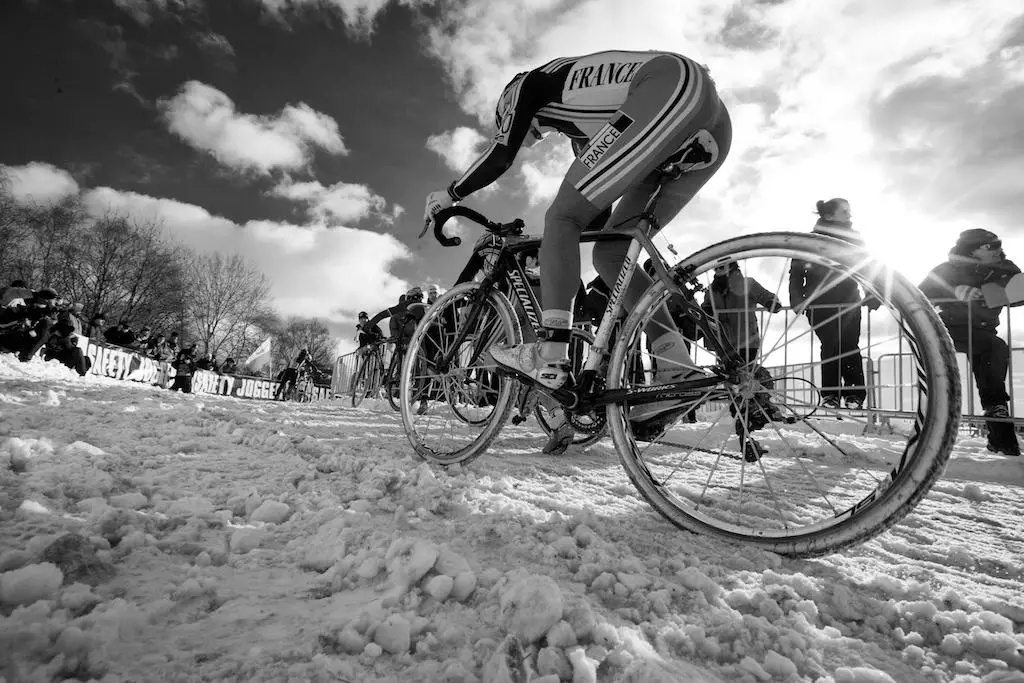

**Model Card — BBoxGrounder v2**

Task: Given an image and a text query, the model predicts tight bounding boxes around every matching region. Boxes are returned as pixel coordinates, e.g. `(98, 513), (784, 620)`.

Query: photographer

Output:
(1, 288), (60, 362)
(43, 314), (91, 376)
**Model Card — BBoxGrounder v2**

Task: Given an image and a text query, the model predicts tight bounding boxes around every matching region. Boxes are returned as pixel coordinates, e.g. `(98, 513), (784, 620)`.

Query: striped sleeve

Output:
(450, 70), (553, 199)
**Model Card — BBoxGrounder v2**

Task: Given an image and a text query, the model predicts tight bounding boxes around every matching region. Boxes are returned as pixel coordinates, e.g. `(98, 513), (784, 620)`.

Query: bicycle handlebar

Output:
(431, 206), (524, 248)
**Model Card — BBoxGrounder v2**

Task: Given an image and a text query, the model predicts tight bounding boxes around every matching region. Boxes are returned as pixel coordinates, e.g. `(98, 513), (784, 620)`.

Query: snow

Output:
(1, 353), (1023, 682)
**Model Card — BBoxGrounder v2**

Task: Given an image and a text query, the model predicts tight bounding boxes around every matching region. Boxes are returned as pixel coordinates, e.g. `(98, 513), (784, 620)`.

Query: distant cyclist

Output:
(367, 286), (428, 347)
(355, 311), (384, 353)
(424, 50), (732, 423)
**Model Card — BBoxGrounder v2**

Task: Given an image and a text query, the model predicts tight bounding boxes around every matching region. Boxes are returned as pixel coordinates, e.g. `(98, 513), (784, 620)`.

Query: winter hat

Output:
(33, 287), (58, 300)
(952, 228), (1000, 256)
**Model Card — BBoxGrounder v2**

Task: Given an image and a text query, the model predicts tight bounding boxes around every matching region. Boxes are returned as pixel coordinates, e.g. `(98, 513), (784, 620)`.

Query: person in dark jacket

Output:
(919, 228), (1021, 456)
(43, 315), (91, 376)
(170, 343), (198, 393)
(104, 320), (135, 348)
(704, 262), (783, 364)
(369, 288), (427, 346)
(1, 288), (60, 361)
(789, 198), (870, 410)
(220, 357), (238, 375)
(274, 348), (311, 400)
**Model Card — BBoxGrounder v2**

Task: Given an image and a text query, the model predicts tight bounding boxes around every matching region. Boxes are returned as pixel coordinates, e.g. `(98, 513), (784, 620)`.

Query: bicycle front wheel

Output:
(400, 282), (523, 466)
(607, 232), (960, 557)
(350, 354), (378, 408)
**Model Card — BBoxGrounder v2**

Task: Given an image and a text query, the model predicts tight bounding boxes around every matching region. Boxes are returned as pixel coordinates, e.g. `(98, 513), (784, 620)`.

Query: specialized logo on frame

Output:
(580, 113), (634, 170)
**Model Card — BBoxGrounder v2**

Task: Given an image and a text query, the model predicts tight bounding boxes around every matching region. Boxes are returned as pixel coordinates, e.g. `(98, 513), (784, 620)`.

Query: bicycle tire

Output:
(606, 232), (960, 558)
(400, 282), (523, 466)
(350, 354), (377, 408)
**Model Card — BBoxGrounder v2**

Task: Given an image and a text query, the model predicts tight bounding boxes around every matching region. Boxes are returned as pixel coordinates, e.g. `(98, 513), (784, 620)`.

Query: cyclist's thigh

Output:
(564, 54), (727, 212)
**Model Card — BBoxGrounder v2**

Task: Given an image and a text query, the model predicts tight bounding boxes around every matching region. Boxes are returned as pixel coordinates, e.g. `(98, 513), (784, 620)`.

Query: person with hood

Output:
(704, 262), (783, 364)
(789, 198), (871, 410)
(919, 228), (1021, 456)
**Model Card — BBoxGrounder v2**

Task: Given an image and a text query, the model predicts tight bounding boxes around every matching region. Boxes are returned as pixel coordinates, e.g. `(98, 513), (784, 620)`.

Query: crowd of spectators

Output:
(0, 280), (243, 392)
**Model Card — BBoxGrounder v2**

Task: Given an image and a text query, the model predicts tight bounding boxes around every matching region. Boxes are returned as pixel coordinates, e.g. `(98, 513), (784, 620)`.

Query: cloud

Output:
(0, 162), (80, 205)
(75, 19), (146, 105)
(425, 127), (491, 172)
(255, 0), (429, 37)
(158, 81), (348, 174)
(81, 186), (413, 321)
(272, 178), (389, 224)
(517, 142), (575, 206)
(868, 19), (1024, 228)
(112, 0), (205, 26)
(196, 31), (236, 69)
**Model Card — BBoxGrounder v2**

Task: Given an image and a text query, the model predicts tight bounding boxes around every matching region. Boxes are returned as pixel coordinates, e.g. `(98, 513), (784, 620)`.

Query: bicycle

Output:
(351, 337), (421, 412)
(400, 164), (960, 558)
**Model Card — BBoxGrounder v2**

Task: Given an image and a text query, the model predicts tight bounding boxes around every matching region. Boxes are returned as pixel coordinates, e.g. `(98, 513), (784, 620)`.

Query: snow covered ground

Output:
(1, 354), (1023, 683)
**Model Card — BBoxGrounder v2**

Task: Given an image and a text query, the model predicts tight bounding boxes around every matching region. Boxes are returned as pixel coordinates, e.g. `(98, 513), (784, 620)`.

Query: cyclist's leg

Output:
(591, 61), (732, 378)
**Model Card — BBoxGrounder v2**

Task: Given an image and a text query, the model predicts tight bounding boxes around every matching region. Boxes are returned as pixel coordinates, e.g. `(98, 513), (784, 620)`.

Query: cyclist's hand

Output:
(421, 190), (454, 237)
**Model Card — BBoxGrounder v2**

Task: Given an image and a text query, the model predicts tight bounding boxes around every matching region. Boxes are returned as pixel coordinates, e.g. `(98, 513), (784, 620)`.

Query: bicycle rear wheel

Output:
(607, 232), (960, 557)
(400, 283), (523, 465)
(350, 354), (379, 408)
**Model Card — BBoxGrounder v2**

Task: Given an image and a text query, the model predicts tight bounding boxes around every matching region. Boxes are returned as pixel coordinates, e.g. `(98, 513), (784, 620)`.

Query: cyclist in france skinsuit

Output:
(424, 50), (732, 422)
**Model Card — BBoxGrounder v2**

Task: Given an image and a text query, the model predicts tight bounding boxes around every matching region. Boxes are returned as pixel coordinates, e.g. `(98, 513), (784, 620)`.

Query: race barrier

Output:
(73, 337), (332, 401)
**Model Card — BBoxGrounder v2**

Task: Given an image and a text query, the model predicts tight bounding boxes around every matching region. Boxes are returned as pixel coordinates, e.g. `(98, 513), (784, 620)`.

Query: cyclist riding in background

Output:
(423, 49), (732, 423)
(367, 286), (428, 347)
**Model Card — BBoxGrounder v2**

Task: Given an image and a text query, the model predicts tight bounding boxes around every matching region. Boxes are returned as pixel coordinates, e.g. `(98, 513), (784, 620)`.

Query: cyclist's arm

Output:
(368, 305), (400, 328)
(448, 71), (549, 201)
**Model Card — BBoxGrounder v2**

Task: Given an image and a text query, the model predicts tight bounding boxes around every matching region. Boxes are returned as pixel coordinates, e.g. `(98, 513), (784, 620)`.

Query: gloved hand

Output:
(954, 285), (982, 302)
(769, 299), (784, 314)
(421, 190), (454, 237)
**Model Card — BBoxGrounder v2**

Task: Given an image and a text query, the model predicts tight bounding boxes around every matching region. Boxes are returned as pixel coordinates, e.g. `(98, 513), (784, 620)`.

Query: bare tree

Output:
(56, 211), (187, 327)
(275, 317), (337, 378)
(183, 252), (272, 356)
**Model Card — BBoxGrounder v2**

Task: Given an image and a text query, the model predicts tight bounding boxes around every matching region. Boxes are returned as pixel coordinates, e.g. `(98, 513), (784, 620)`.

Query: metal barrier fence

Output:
(330, 298), (1024, 429)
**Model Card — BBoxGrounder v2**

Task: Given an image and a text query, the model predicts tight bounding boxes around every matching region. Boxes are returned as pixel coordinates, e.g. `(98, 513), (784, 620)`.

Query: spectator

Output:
(274, 349), (311, 400)
(0, 288), (59, 362)
(133, 326), (152, 351)
(43, 314), (91, 377)
(220, 357), (238, 375)
(195, 352), (215, 371)
(57, 302), (83, 337)
(86, 313), (107, 340)
(1, 279), (33, 307)
(147, 333), (171, 361)
(703, 262), (783, 364)
(104, 319), (136, 348)
(919, 228), (1021, 456)
(167, 331), (180, 356)
(789, 198), (869, 410)
(170, 343), (198, 393)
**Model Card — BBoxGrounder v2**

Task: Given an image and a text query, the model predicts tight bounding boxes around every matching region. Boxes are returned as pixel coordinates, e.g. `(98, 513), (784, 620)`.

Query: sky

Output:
(2, 0), (1023, 353)
(2, 352), (1024, 681)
